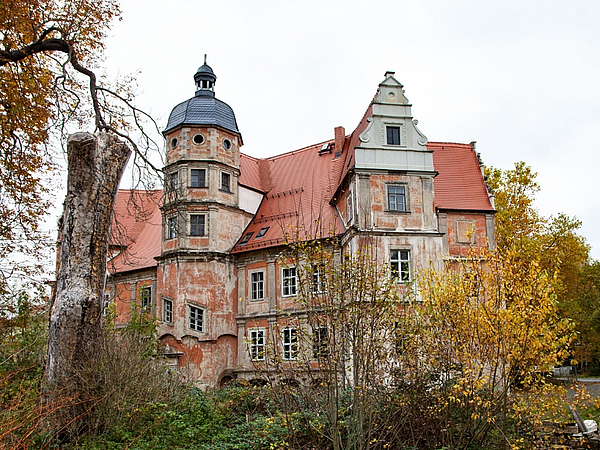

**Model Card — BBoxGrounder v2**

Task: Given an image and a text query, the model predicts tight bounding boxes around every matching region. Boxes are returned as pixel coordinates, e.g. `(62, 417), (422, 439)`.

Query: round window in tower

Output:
(171, 137), (178, 148)
(223, 139), (232, 150)
(193, 134), (205, 145)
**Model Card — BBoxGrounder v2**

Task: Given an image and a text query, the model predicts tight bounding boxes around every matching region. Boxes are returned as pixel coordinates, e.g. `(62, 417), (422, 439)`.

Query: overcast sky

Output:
(102, 0), (600, 259)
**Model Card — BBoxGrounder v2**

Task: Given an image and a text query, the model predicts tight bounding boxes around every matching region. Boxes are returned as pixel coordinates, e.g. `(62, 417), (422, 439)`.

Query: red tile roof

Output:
(108, 142), (493, 269)
(232, 141), (346, 253)
(108, 190), (162, 274)
(429, 142), (494, 212)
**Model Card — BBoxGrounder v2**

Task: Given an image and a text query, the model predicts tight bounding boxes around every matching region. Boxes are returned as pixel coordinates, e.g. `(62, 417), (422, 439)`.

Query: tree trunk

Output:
(46, 132), (130, 432)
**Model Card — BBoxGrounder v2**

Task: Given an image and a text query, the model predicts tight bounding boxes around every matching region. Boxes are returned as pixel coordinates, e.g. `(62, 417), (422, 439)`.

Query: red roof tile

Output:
(429, 142), (494, 212)
(108, 190), (162, 274)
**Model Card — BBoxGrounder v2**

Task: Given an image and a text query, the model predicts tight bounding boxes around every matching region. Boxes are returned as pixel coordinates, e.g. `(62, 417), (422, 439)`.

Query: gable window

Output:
(282, 328), (298, 360)
(388, 185), (407, 212)
(282, 267), (297, 297)
(221, 172), (231, 192)
(250, 271), (265, 301)
(163, 298), (173, 325)
(240, 232), (253, 245)
(190, 214), (206, 236)
(249, 329), (265, 361)
(312, 265), (327, 294)
(190, 169), (206, 188)
(189, 305), (204, 332)
(169, 172), (179, 191)
(167, 216), (178, 239)
(391, 249), (411, 282)
(140, 286), (152, 311)
(386, 126), (401, 145)
(255, 227), (269, 238)
(313, 327), (329, 360)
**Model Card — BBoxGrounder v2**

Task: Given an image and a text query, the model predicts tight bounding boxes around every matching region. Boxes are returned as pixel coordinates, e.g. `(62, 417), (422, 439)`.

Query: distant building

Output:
(106, 64), (495, 387)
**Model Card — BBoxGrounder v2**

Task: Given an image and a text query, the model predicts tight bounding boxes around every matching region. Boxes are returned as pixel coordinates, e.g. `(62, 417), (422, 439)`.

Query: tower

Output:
(157, 60), (249, 386)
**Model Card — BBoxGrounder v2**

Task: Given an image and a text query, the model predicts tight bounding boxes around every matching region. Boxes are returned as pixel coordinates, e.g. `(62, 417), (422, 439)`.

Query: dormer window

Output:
(386, 126), (401, 145)
(240, 232), (253, 245)
(256, 227), (269, 238)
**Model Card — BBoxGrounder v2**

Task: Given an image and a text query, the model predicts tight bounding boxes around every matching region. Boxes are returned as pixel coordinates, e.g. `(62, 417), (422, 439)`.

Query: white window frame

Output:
(282, 327), (298, 361)
(167, 216), (178, 239)
(390, 249), (411, 282)
(188, 304), (204, 332)
(163, 297), (173, 325)
(282, 266), (297, 297)
(248, 328), (266, 361)
(387, 184), (408, 212)
(250, 270), (265, 301)
(139, 286), (152, 311)
(311, 265), (327, 294)
(169, 171), (179, 191)
(346, 191), (354, 223)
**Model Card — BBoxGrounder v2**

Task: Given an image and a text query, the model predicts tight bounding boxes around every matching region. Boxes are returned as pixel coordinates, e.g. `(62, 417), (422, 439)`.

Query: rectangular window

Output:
(190, 169), (206, 188)
(312, 266), (327, 294)
(391, 249), (411, 282)
(221, 172), (231, 192)
(346, 192), (354, 223)
(163, 298), (173, 324)
(386, 126), (401, 145)
(170, 172), (179, 191)
(282, 267), (297, 297)
(189, 305), (204, 332)
(167, 216), (178, 239)
(249, 329), (265, 361)
(313, 327), (329, 360)
(282, 328), (298, 360)
(388, 185), (407, 211)
(190, 214), (206, 236)
(251, 271), (265, 301)
(140, 286), (152, 310)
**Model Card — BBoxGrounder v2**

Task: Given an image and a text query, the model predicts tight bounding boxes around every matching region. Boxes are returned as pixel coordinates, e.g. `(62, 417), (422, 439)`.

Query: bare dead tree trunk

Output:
(46, 132), (130, 432)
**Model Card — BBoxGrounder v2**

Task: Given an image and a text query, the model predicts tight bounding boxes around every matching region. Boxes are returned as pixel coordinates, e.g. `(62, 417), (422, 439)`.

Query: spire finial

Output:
(204, 54), (207, 65)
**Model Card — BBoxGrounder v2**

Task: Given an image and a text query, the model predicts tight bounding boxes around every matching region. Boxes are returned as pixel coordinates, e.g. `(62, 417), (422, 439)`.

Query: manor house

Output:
(106, 63), (495, 387)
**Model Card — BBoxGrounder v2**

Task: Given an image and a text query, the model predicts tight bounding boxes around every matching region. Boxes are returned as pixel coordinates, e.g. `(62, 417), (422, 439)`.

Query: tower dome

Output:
(164, 60), (241, 137)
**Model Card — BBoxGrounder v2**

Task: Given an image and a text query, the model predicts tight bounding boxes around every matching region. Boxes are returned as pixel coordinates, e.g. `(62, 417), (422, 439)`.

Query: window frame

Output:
(346, 191), (354, 223)
(282, 327), (298, 361)
(169, 171), (179, 191)
(190, 168), (206, 188)
(163, 297), (173, 325)
(312, 326), (329, 360)
(255, 226), (269, 239)
(189, 214), (206, 237)
(166, 216), (178, 240)
(387, 184), (408, 212)
(221, 172), (231, 193)
(386, 125), (402, 145)
(281, 266), (297, 297)
(456, 219), (477, 244)
(248, 328), (266, 361)
(139, 286), (152, 311)
(188, 304), (204, 332)
(390, 249), (411, 282)
(311, 265), (327, 294)
(250, 270), (265, 301)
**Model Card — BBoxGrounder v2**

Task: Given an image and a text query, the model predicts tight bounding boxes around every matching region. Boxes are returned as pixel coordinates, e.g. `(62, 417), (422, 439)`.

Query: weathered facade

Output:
(106, 64), (495, 387)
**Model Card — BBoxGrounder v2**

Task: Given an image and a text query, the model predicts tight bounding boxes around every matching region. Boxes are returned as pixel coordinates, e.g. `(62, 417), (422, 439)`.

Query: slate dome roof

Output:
(164, 64), (240, 136)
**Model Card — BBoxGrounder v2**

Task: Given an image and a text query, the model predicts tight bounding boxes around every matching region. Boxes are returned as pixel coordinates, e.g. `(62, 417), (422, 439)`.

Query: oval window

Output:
(193, 134), (204, 145)
(223, 139), (232, 150)
(171, 137), (178, 148)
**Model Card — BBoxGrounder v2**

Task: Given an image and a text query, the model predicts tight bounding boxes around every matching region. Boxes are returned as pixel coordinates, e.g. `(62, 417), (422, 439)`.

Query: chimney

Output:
(334, 126), (345, 155)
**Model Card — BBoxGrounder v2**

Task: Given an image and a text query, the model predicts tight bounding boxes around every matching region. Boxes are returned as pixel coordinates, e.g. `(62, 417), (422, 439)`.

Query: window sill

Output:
(385, 209), (411, 214)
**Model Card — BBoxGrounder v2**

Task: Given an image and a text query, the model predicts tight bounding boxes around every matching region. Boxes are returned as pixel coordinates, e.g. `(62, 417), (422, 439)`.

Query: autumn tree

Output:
(486, 163), (594, 367)
(1, 0), (162, 437)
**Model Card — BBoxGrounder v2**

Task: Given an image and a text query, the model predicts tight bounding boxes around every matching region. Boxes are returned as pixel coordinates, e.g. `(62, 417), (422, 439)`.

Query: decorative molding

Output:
(413, 120), (428, 146)
(359, 117), (373, 143)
